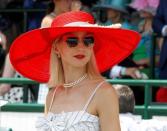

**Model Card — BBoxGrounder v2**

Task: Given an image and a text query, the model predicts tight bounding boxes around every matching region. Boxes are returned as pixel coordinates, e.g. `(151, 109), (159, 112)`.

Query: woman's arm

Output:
(96, 83), (121, 131)
(0, 54), (16, 96)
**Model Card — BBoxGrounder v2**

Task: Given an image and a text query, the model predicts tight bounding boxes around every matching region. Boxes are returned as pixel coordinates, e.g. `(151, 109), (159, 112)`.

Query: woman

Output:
(9, 11), (140, 131)
(41, 0), (73, 28)
(41, 0), (99, 28)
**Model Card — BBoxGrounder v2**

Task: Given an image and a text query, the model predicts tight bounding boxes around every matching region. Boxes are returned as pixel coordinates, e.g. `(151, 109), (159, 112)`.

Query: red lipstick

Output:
(74, 55), (85, 59)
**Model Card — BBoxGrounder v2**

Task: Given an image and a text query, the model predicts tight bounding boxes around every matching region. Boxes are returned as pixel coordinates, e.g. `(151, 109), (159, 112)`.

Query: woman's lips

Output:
(74, 55), (85, 59)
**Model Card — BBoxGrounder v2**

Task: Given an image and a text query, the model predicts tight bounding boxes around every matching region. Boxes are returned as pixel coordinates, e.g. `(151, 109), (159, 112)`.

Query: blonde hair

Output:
(87, 52), (102, 79)
(47, 40), (102, 88)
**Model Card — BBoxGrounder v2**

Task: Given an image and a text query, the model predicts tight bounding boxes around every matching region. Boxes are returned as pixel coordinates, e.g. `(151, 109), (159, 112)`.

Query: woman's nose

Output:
(77, 39), (85, 48)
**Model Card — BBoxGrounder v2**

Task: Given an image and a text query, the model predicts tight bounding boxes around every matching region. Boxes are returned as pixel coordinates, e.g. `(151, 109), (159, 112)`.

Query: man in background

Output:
(113, 84), (167, 131)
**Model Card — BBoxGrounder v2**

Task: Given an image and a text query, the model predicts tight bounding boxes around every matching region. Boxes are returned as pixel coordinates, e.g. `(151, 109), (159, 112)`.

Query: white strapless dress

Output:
(36, 111), (100, 131)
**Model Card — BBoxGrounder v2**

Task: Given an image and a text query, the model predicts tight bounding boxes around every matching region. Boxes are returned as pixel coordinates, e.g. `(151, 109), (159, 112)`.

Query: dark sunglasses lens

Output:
(66, 37), (78, 47)
(84, 37), (94, 46)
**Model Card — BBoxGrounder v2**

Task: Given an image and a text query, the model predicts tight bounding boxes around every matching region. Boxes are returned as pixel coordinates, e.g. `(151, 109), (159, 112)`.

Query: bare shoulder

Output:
(45, 87), (56, 108)
(95, 82), (120, 131)
(96, 82), (118, 100)
(47, 87), (56, 99)
(95, 82), (119, 110)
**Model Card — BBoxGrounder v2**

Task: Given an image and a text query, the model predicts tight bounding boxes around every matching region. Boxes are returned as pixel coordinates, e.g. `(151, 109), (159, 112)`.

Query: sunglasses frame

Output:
(62, 35), (95, 48)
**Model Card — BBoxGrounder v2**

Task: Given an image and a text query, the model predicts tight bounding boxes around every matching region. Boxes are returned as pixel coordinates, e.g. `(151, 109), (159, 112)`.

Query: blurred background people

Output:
(129, 0), (161, 79)
(94, 0), (147, 80)
(93, 0), (149, 105)
(127, 0), (161, 104)
(113, 84), (135, 114)
(113, 84), (167, 131)
(0, 0), (58, 103)
(98, 0), (135, 29)
(152, 0), (167, 102)
(0, 31), (7, 76)
(23, 0), (48, 31)
(41, 0), (73, 28)
(1, 0), (23, 52)
(0, 54), (35, 103)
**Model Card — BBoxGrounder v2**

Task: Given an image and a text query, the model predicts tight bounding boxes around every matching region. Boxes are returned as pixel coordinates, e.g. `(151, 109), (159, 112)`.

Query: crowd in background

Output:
(0, 0), (167, 104)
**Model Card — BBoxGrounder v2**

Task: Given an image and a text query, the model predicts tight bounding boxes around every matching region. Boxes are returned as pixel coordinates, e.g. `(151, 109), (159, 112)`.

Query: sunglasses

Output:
(64, 36), (94, 47)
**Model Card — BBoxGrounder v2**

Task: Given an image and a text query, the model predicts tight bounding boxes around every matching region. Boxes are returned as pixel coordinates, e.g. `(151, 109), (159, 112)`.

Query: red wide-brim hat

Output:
(9, 11), (141, 83)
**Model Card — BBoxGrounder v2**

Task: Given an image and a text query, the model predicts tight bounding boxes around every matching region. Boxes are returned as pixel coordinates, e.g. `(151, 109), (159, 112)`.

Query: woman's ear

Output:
(53, 43), (58, 53)
(52, 42), (61, 58)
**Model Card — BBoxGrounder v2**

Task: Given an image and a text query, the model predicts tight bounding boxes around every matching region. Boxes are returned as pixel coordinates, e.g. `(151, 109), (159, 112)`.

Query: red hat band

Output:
(51, 11), (95, 27)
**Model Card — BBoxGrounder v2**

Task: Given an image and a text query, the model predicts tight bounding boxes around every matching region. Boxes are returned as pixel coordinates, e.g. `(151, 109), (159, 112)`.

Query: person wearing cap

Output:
(97, 0), (135, 29)
(9, 11), (140, 130)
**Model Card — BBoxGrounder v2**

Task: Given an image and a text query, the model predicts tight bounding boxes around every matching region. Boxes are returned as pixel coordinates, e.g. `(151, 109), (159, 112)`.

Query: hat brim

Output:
(9, 26), (140, 83)
(93, 4), (128, 14)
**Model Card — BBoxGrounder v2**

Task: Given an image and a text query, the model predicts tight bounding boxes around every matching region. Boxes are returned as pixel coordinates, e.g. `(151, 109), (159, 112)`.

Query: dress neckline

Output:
(47, 110), (99, 119)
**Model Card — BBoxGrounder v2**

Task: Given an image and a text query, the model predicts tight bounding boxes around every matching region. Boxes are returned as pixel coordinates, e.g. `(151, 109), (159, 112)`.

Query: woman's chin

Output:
(70, 61), (88, 68)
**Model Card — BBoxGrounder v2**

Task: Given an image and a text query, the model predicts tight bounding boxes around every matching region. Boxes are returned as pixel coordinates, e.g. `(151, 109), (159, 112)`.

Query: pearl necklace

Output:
(63, 74), (87, 88)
